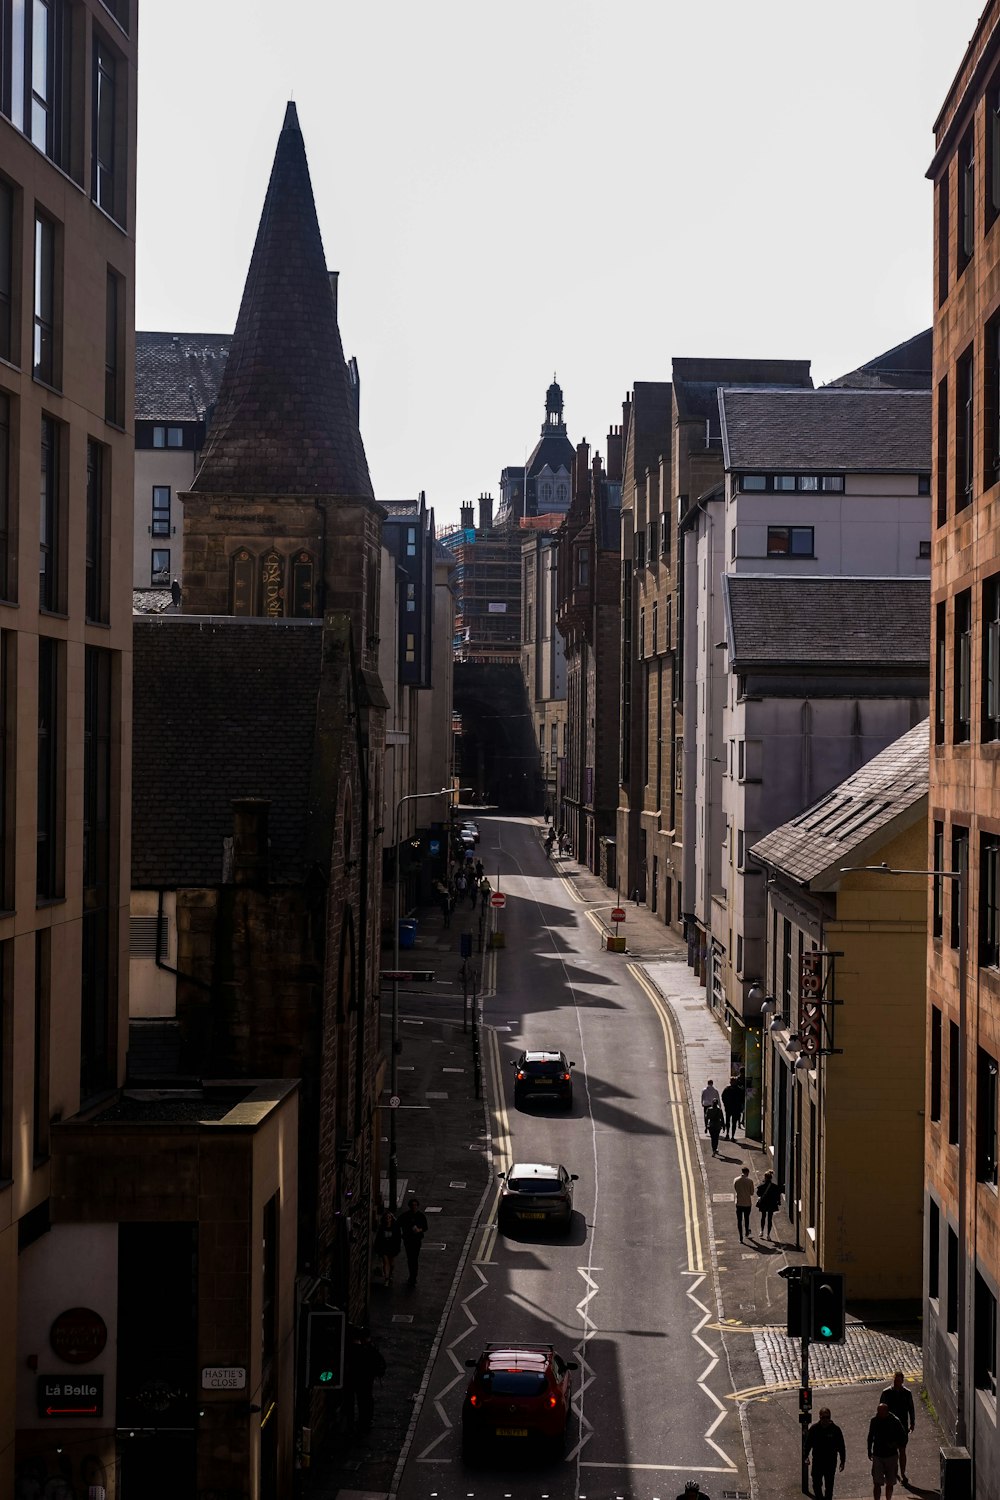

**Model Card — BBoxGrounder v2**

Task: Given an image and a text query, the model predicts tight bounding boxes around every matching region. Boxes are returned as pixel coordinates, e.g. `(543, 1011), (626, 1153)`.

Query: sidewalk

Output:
(303, 892), (492, 1500)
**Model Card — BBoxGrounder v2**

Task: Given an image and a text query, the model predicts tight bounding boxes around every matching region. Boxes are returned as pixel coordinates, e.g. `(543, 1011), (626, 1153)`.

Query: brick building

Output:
(520, 517), (567, 819)
(556, 435), (623, 877)
(926, 4), (1000, 1478)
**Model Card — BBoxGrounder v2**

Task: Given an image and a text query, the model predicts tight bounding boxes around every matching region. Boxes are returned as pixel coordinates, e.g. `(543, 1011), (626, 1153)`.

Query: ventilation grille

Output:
(129, 915), (167, 958)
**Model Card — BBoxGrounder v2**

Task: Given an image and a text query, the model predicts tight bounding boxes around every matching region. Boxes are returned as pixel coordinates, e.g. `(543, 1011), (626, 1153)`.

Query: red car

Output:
(462, 1343), (577, 1460)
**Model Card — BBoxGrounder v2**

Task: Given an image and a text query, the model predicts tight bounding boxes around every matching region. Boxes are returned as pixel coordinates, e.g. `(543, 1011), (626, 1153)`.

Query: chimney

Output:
(232, 798), (270, 887)
(460, 502), (475, 530)
(606, 424), (623, 483)
(479, 492), (493, 531)
(573, 440), (590, 504)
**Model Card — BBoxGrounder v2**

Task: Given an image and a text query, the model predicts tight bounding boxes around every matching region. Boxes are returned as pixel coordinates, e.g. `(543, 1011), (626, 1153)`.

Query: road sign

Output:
(490, 892), (506, 909)
(37, 1374), (103, 1419)
(389, 1095), (401, 1108)
(49, 1307), (107, 1364)
(381, 970), (435, 982)
(611, 907), (626, 922)
(201, 1366), (246, 1390)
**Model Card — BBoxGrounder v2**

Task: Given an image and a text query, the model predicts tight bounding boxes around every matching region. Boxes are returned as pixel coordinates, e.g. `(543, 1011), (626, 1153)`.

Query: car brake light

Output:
(549, 1394), (558, 1407)
(469, 1393), (478, 1407)
(562, 1072), (571, 1081)
(516, 1071), (526, 1080)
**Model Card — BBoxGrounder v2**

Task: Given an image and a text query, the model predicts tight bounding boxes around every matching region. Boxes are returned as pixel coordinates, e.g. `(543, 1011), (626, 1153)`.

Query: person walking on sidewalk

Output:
(806, 1407), (846, 1500)
(374, 1209), (401, 1285)
(867, 1402), (907, 1500)
(755, 1169), (782, 1238)
(397, 1195), (428, 1286)
(707, 1100), (725, 1156)
(701, 1079), (721, 1132)
(878, 1373), (915, 1484)
(733, 1166), (754, 1242)
(343, 1325), (386, 1435)
(721, 1078), (741, 1139)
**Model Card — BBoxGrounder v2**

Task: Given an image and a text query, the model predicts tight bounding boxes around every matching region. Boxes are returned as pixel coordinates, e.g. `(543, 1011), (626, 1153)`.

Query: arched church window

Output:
(230, 548), (254, 615)
(259, 550), (285, 617)
(291, 550), (315, 617)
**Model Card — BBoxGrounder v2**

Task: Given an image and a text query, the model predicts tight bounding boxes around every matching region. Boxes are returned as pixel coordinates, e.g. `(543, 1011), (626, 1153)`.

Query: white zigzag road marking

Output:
(687, 1269), (737, 1468)
(566, 1265), (600, 1457)
(417, 1263), (489, 1459)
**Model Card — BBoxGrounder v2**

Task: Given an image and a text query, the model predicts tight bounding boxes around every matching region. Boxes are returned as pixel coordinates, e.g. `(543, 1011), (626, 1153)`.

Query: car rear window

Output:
(486, 1371), (547, 1395)
(509, 1177), (562, 1193)
(525, 1060), (564, 1076)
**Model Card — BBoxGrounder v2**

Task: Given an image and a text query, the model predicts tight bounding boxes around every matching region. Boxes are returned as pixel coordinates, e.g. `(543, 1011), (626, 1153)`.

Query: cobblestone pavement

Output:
(753, 1324), (922, 1389)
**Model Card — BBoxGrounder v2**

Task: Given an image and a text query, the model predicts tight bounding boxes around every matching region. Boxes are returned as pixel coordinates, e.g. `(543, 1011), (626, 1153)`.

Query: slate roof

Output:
(828, 329), (932, 392)
(723, 575), (930, 667)
(750, 719), (929, 886)
(719, 387), (931, 472)
(672, 358), (812, 436)
(132, 616), (324, 886)
(191, 103), (373, 500)
(135, 332), (231, 422)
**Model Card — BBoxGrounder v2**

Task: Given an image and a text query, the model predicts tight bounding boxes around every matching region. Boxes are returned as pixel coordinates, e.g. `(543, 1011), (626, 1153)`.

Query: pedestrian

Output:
(755, 1169), (781, 1239)
(544, 828), (555, 858)
(721, 1079), (741, 1140)
(701, 1079), (721, 1132)
(806, 1407), (846, 1500)
(468, 873), (478, 908)
(733, 1069), (747, 1130)
(343, 1325), (386, 1435)
(675, 1482), (711, 1500)
(474, 859), (484, 883)
(373, 1209), (401, 1285)
(479, 876), (491, 913)
(434, 879), (451, 928)
(878, 1373), (915, 1484)
(733, 1166), (754, 1242)
(559, 832), (569, 856)
(544, 805), (551, 824)
(454, 870), (467, 903)
(867, 1401), (907, 1500)
(707, 1100), (725, 1156)
(397, 1195), (429, 1285)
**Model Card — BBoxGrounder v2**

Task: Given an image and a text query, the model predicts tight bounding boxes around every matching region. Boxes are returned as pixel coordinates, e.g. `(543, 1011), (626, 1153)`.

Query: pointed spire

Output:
(192, 105), (373, 500)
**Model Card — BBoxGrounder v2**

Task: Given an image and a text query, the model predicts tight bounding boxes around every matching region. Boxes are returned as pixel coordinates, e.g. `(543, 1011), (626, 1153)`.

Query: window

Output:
(404, 632), (415, 665)
(33, 930), (49, 1162)
(151, 549), (169, 587)
(991, 84), (1000, 231)
(987, 316), (1000, 491)
(731, 526), (737, 560)
(0, 393), (10, 602)
(152, 425), (183, 448)
(0, 939), (9, 1178)
(737, 829), (744, 869)
(947, 1226), (960, 1333)
(957, 348), (974, 510)
(939, 169), (950, 306)
(92, 33), (121, 220)
(652, 600), (658, 654)
(978, 1048), (999, 1185)
(638, 607), (645, 660)
(39, 413), (60, 611)
(931, 1004), (942, 1121)
(798, 476), (819, 491)
(955, 591), (973, 742)
(959, 126), (976, 271)
(919, 473), (931, 495)
(660, 510), (670, 556)
(950, 1019), (962, 1146)
(0, 633), (9, 910)
(986, 576), (1000, 741)
(85, 439), (108, 624)
(738, 740), (746, 780)
(576, 546), (589, 587)
(674, 735), (682, 793)
(741, 475), (766, 491)
(32, 213), (55, 386)
(406, 526), (416, 558)
(821, 476), (845, 492)
(935, 602), (947, 745)
(0, 178), (13, 363)
(934, 822), (945, 939)
(81, 647), (113, 1102)
(736, 933), (743, 973)
(929, 1197), (940, 1300)
(919, 540), (932, 559)
(952, 826), (969, 952)
(983, 838), (1000, 969)
(29, 0), (69, 166)
(405, 581), (415, 613)
(36, 635), (61, 899)
(938, 375), (949, 526)
(104, 268), (123, 424)
(767, 526), (813, 557)
(781, 918), (792, 1019)
(976, 1274), (998, 1399)
(647, 518), (657, 559)
(151, 485), (170, 537)
(774, 475), (795, 491)
(635, 530), (645, 567)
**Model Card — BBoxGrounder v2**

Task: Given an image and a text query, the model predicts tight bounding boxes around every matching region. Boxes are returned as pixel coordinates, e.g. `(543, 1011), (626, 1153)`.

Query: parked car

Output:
(512, 1049), (575, 1109)
(458, 830), (476, 852)
(498, 1162), (577, 1234)
(461, 821), (480, 843)
(462, 1343), (577, 1460)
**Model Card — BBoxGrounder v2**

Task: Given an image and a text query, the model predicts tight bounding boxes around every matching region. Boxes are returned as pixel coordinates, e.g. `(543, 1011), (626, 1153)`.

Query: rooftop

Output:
(719, 387), (931, 473)
(135, 331), (231, 423)
(724, 575), (930, 667)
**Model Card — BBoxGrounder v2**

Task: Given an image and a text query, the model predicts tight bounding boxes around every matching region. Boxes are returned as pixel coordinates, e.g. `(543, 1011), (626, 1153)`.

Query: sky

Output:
(136, 1), (980, 529)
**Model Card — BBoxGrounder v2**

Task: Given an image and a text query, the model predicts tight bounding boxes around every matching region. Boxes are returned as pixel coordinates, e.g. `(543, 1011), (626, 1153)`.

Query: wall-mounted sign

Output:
(487, 602), (507, 613)
(37, 1374), (103, 1419)
(201, 1366), (247, 1391)
(49, 1308), (108, 1365)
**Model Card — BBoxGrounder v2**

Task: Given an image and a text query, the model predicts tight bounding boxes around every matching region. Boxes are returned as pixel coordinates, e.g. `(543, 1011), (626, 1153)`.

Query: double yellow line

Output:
(474, 1024), (510, 1263)
(628, 964), (705, 1274)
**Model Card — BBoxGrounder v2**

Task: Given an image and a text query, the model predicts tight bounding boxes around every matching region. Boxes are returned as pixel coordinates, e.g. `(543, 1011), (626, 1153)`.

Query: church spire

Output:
(542, 375), (566, 436)
(191, 103), (373, 499)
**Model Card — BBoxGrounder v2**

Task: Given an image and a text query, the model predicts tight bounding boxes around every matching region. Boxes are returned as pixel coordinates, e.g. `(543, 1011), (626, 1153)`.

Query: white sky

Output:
(136, 0), (979, 528)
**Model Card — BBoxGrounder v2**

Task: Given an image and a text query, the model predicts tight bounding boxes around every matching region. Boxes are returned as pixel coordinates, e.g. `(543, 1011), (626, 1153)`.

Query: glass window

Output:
(741, 475), (766, 491)
(152, 425), (165, 448)
(977, 1048), (999, 1185)
(766, 526), (813, 557)
(931, 1003), (942, 1119)
(32, 213), (55, 386)
(950, 1018), (962, 1145)
(405, 581), (415, 612)
(957, 347), (974, 510)
(85, 439), (107, 624)
(36, 634), (60, 899)
(104, 268), (122, 424)
(982, 837), (1000, 970)
(939, 170), (950, 307)
(798, 476), (819, 491)
(166, 426), (182, 447)
(952, 826), (969, 954)
(405, 631), (415, 665)
(919, 540), (932, 559)
(938, 375), (949, 527)
(933, 822), (945, 940)
(0, 179), (13, 364)
(821, 475), (845, 492)
(151, 485), (170, 537)
(918, 473), (931, 495)
(975, 1274), (998, 1399)
(989, 317), (1000, 492)
(31, 0), (52, 151)
(929, 1196), (940, 1300)
(0, 394), (10, 603)
(150, 548), (169, 587)
(93, 35), (118, 219)
(774, 475), (795, 491)
(984, 577), (1000, 742)
(955, 590), (972, 742)
(947, 1226), (959, 1332)
(39, 413), (59, 611)
(576, 546), (590, 587)
(960, 126), (976, 270)
(406, 525), (416, 558)
(935, 601), (947, 745)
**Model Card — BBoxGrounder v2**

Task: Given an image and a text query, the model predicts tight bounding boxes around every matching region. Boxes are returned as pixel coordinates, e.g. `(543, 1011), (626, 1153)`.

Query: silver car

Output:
(498, 1163), (578, 1234)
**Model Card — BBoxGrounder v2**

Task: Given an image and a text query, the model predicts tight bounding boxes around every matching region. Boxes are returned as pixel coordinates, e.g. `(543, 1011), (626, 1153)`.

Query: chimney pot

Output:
(232, 799), (270, 887)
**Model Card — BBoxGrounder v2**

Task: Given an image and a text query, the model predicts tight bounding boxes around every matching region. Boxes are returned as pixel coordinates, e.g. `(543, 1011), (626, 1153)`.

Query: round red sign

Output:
(611, 907), (626, 922)
(49, 1307), (108, 1365)
(490, 892), (506, 908)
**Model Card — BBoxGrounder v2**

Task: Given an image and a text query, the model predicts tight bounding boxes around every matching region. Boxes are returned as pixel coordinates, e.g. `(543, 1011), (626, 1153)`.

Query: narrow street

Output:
(396, 816), (749, 1499)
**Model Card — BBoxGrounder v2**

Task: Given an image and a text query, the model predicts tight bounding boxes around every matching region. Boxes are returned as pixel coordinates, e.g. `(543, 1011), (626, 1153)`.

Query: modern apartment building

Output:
(927, 4), (1000, 1477)
(0, 2), (137, 1493)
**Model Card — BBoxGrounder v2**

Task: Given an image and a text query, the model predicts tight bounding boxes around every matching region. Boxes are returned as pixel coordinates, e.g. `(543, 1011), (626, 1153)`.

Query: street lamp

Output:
(840, 858), (969, 1451)
(389, 785), (472, 1213)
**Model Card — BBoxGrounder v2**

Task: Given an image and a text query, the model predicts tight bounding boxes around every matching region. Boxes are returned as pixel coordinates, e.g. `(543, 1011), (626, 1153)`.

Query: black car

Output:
(512, 1049), (575, 1109)
(498, 1162), (578, 1233)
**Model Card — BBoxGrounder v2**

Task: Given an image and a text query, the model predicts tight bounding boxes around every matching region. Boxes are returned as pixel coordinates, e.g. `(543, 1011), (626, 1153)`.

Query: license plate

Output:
(495, 1428), (528, 1437)
(519, 1211), (545, 1220)
(534, 1079), (552, 1085)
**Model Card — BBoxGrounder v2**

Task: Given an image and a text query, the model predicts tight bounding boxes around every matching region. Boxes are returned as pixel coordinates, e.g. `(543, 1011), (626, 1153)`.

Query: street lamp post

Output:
(840, 859), (969, 1451)
(389, 785), (471, 1213)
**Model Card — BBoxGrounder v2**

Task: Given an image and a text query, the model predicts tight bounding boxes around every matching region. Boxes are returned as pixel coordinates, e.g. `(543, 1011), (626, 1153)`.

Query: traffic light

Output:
(305, 1309), (345, 1388)
(786, 1275), (803, 1337)
(809, 1273), (846, 1344)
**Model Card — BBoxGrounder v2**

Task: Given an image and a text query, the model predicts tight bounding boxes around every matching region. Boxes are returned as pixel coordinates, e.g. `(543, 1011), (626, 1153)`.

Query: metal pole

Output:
(800, 1275), (811, 1495)
(956, 850), (969, 1449)
(389, 795), (400, 1214)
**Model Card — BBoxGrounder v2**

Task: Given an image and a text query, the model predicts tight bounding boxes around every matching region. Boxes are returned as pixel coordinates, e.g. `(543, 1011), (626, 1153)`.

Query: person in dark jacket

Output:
(343, 1325), (386, 1434)
(756, 1170), (781, 1238)
(675, 1482), (711, 1500)
(878, 1373), (915, 1483)
(806, 1407), (846, 1500)
(373, 1210), (401, 1285)
(867, 1402), (907, 1500)
(721, 1080), (742, 1139)
(707, 1100), (725, 1156)
(397, 1195), (429, 1285)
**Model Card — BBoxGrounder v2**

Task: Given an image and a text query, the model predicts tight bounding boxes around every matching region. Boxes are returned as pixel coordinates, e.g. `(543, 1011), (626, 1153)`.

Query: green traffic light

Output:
(819, 1325), (833, 1339)
(319, 1370), (333, 1383)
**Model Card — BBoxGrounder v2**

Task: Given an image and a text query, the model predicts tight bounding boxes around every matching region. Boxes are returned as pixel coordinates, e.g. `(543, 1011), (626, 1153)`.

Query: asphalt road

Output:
(395, 816), (750, 1500)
